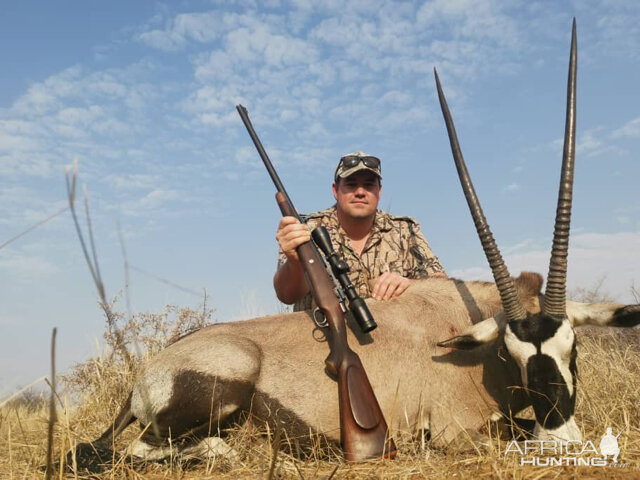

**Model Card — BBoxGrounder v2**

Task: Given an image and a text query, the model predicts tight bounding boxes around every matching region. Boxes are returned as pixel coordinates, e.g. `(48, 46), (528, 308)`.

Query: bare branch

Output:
(45, 327), (57, 479)
(0, 206), (69, 250)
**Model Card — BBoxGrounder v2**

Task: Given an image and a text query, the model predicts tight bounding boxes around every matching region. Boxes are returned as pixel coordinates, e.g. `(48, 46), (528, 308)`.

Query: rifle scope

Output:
(311, 226), (377, 333)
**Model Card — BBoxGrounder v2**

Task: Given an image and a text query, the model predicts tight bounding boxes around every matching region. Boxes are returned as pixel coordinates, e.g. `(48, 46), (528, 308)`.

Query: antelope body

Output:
(75, 272), (638, 468)
(131, 274), (540, 446)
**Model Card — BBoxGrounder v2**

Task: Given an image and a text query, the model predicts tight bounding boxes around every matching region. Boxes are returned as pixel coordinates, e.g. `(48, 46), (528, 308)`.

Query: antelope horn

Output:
(434, 68), (527, 322)
(543, 19), (577, 319)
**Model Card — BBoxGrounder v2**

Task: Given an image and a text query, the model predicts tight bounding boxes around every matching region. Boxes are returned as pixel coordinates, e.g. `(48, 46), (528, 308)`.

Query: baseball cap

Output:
(334, 151), (382, 182)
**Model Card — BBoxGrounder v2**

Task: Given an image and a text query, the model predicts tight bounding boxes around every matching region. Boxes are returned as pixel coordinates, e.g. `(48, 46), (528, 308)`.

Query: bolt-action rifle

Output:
(236, 104), (396, 461)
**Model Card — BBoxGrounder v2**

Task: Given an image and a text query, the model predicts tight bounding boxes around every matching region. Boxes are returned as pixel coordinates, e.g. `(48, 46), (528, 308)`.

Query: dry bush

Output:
(0, 389), (48, 412)
(65, 299), (213, 385)
(1, 293), (638, 478)
(569, 276), (617, 303)
(62, 302), (214, 441)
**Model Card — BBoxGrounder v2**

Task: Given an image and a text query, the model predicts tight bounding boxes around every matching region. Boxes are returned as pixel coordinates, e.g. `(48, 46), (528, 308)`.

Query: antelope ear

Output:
(566, 301), (640, 328)
(437, 316), (503, 350)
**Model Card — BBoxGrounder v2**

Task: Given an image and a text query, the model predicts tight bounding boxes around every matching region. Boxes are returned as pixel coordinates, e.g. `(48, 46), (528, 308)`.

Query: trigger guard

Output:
(313, 308), (328, 328)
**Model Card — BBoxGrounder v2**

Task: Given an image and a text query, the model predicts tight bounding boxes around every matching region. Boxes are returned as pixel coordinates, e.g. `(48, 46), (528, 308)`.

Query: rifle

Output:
(236, 104), (396, 461)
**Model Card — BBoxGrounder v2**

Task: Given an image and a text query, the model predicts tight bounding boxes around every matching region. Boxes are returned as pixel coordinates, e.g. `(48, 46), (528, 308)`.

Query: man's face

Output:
(332, 170), (381, 220)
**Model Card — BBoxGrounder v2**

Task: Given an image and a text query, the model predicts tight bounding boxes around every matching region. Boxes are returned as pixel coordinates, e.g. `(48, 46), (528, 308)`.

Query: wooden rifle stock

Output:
(276, 193), (396, 461)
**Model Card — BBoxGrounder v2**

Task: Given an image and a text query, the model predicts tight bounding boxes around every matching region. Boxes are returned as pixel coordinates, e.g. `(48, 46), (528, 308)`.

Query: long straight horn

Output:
(434, 68), (527, 322)
(543, 19), (577, 319)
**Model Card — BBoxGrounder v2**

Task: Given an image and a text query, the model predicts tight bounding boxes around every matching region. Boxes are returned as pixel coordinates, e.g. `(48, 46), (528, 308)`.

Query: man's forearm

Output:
(273, 258), (310, 304)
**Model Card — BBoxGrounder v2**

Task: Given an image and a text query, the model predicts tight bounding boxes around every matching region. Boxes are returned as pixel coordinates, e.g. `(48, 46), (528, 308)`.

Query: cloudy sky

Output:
(1, 0), (638, 396)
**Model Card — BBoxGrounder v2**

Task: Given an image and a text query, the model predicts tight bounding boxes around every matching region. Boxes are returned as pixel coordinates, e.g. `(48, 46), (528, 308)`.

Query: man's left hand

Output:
(372, 273), (413, 300)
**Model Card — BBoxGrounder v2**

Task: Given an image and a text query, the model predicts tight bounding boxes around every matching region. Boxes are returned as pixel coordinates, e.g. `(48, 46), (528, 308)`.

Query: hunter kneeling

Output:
(275, 151), (446, 310)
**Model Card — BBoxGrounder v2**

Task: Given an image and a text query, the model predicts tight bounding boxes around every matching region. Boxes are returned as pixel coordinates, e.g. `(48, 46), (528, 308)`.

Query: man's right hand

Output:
(276, 216), (311, 262)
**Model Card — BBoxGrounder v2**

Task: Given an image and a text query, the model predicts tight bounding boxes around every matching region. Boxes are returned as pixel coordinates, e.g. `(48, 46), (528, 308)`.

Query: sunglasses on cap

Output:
(338, 155), (381, 171)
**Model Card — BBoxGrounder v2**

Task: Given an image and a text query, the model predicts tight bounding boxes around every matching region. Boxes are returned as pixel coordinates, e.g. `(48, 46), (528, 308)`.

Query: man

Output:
(274, 151), (446, 311)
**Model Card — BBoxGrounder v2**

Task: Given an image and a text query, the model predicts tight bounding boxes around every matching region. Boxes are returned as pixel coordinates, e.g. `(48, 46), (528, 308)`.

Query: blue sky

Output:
(1, 0), (639, 396)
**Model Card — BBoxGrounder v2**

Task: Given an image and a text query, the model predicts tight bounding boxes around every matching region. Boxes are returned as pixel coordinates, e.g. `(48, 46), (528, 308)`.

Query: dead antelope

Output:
(69, 21), (639, 470)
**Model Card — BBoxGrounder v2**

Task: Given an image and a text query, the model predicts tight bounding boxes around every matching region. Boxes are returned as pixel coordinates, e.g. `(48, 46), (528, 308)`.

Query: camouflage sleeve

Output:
(404, 219), (446, 278)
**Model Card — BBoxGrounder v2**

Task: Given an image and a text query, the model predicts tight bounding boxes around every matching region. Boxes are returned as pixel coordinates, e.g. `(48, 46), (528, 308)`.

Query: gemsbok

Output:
(69, 20), (639, 470)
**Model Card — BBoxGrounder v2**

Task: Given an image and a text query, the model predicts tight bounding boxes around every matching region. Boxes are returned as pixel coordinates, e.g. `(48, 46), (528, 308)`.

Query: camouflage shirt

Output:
(277, 206), (445, 311)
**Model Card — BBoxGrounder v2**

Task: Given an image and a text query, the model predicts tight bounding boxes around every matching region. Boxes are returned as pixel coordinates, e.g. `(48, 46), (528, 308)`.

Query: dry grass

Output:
(1, 315), (639, 479)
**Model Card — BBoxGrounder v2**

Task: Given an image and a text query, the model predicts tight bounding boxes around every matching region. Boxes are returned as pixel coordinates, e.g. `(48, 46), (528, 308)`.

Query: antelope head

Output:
(435, 20), (581, 441)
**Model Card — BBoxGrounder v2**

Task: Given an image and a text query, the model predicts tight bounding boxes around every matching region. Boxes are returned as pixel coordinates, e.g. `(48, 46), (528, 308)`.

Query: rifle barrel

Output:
(236, 104), (301, 222)
(615, 426), (627, 439)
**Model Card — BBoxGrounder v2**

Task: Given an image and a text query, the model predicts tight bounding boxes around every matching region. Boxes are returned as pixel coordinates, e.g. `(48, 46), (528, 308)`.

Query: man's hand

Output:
(276, 216), (311, 262)
(372, 273), (413, 301)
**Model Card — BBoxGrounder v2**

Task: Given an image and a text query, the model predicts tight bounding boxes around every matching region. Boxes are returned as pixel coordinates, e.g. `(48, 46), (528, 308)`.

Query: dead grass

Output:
(1, 317), (638, 479)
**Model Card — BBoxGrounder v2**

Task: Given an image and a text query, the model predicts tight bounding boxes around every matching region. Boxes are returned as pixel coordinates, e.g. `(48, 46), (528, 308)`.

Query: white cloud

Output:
(137, 11), (233, 52)
(57, 106), (104, 125)
(372, 106), (428, 133)
(118, 188), (180, 217)
(173, 12), (223, 43)
(612, 116), (640, 138)
(451, 231), (640, 304)
(576, 129), (604, 156)
(93, 117), (132, 137)
(551, 124), (628, 159)
(310, 14), (421, 70)
(592, 5), (640, 60)
(104, 173), (160, 191)
(84, 76), (128, 99)
(138, 29), (186, 52)
(378, 90), (413, 107)
(0, 60), (163, 192)
(0, 124), (44, 153)
(181, 84), (244, 127)
(279, 109), (298, 122)
(0, 151), (56, 177)
(0, 249), (59, 281)
(194, 51), (236, 81)
(11, 83), (59, 116)
(2, 2), (638, 234)
(234, 146), (259, 167)
(0, 185), (67, 229)
(417, 0), (519, 44)
(9, 67), (134, 123)
(142, 2), (538, 144)
(11, 66), (85, 116)
(139, 188), (178, 208)
(183, 85), (235, 113)
(225, 25), (317, 67)
(54, 124), (86, 139)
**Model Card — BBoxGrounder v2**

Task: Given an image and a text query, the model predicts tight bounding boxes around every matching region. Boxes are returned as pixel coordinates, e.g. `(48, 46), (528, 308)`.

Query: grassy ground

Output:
(1, 323), (638, 479)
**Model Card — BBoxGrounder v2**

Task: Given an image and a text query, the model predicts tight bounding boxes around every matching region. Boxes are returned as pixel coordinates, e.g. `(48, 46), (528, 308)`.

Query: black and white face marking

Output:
(504, 314), (580, 440)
